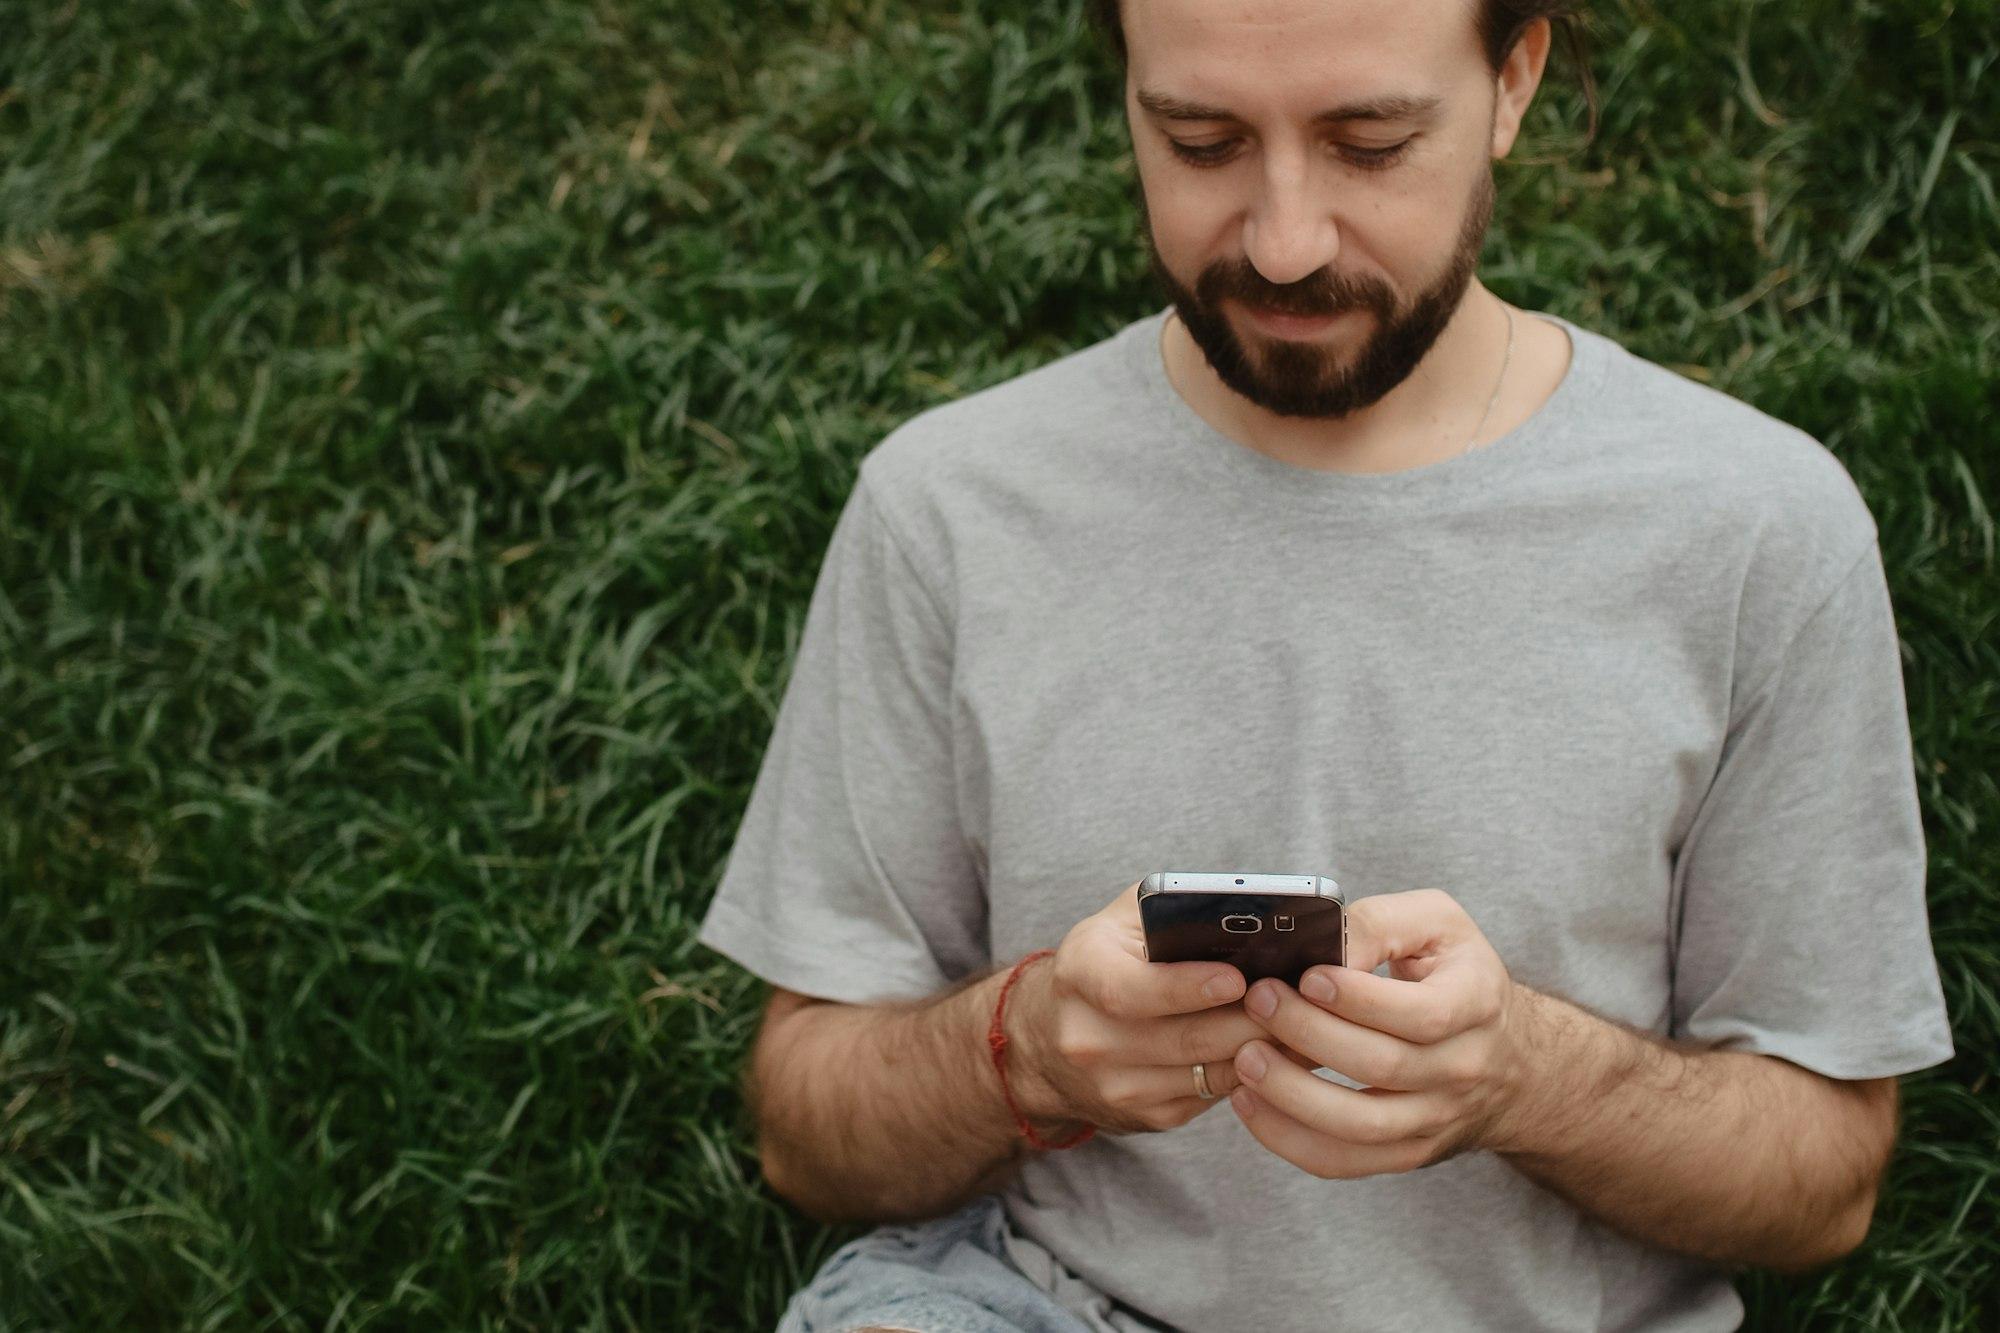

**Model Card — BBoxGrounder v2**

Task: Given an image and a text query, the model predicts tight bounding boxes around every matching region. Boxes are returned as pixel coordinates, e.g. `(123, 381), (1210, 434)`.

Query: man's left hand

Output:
(1230, 888), (1536, 1177)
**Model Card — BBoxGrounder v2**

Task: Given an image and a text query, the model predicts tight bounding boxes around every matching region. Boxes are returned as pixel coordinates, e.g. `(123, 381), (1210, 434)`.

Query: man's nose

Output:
(1242, 154), (1340, 290)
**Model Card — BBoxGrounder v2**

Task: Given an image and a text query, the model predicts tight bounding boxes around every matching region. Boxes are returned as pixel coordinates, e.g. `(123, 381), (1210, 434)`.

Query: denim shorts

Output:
(774, 1192), (1174, 1333)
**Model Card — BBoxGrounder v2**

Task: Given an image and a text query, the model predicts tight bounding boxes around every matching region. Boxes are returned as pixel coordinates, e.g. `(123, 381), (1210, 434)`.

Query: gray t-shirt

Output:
(696, 305), (1956, 1332)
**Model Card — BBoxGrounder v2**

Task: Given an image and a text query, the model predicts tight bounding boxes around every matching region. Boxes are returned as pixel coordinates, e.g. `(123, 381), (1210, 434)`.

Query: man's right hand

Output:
(1003, 879), (1320, 1136)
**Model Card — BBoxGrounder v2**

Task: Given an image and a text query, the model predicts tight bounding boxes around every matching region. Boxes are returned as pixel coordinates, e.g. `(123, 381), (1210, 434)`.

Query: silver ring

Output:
(1192, 1062), (1215, 1100)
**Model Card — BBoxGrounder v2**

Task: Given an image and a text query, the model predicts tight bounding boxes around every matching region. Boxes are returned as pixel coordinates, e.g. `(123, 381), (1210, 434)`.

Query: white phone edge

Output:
(1138, 870), (1342, 902)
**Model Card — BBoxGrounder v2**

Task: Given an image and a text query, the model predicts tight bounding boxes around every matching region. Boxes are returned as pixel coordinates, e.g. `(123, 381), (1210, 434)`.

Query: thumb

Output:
(1344, 888), (1466, 979)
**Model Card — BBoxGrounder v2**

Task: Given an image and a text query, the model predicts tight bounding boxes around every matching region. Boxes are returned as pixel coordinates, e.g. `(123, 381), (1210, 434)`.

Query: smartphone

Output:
(1138, 871), (1346, 988)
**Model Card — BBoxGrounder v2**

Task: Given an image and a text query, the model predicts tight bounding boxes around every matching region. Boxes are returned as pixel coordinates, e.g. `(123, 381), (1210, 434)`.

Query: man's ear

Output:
(1491, 16), (1553, 159)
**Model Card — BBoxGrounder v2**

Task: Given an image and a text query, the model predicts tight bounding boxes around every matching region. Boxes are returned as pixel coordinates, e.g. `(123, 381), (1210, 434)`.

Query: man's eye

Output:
(1167, 139), (1239, 166)
(1166, 138), (1414, 170)
(1341, 140), (1413, 169)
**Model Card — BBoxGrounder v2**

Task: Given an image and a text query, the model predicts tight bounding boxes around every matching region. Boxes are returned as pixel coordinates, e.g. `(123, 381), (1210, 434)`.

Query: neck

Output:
(1162, 281), (1516, 476)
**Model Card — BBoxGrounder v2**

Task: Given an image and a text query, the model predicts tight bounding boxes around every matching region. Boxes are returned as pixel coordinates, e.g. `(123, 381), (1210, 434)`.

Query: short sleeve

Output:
(1668, 541), (1956, 1079)
(694, 471), (988, 1005)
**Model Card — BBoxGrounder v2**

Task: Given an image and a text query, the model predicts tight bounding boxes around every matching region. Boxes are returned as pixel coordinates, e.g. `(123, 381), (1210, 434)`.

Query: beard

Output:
(1141, 162), (1496, 421)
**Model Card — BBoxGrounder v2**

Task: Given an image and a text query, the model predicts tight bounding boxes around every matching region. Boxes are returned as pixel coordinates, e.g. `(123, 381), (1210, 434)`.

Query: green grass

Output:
(1, 0), (1994, 1327)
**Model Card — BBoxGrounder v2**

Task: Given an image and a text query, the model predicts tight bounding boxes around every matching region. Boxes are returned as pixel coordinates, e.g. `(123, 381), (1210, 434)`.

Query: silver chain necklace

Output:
(1458, 301), (1515, 457)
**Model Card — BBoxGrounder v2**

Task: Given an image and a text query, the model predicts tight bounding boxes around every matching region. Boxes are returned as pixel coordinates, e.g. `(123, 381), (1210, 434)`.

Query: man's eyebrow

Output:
(1135, 88), (1445, 125)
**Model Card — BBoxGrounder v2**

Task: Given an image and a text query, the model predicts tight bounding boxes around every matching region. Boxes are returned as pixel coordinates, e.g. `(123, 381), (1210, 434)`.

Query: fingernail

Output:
(1247, 981), (1277, 1017)
(1237, 1044), (1268, 1081)
(1301, 972), (1336, 1004)
(1203, 972), (1239, 1002)
(1231, 1086), (1258, 1116)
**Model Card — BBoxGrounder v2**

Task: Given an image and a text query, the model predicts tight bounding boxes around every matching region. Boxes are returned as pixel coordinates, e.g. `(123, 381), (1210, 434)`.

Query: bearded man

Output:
(695, 3), (1957, 1329)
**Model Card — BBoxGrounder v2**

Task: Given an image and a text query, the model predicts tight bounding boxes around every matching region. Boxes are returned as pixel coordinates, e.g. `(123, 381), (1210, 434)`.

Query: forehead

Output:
(1124, 0), (1480, 110)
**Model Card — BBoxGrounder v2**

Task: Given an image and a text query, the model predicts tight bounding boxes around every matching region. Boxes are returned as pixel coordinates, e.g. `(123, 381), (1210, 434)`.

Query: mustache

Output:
(1221, 283), (1383, 319)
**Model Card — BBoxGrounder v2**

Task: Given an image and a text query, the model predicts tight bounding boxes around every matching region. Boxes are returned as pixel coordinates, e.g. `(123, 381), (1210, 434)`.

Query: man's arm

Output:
(1229, 890), (1911, 1272)
(1492, 984), (1902, 1274)
(745, 882), (1286, 1226)
(747, 972), (1088, 1226)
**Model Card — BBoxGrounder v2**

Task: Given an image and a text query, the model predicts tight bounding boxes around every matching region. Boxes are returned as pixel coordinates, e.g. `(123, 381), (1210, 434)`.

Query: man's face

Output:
(1126, 0), (1503, 420)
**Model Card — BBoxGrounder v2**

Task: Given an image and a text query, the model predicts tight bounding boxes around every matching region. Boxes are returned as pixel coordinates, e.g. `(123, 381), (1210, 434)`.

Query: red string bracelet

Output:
(987, 948), (1096, 1151)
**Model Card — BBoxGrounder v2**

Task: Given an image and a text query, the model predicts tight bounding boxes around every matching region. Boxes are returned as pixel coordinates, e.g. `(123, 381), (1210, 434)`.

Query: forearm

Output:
(750, 965), (1085, 1225)
(1491, 985), (1884, 1274)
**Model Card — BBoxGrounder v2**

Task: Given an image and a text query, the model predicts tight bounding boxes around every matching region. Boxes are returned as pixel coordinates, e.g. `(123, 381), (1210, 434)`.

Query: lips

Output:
(1244, 304), (1345, 334)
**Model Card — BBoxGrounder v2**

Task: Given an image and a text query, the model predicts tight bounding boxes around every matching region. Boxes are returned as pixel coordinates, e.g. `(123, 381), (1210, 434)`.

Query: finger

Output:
(1119, 1005), (1282, 1067)
(1110, 1060), (1247, 1106)
(1119, 1045), (1316, 1105)
(1269, 1042), (1323, 1071)
(1298, 950), (1501, 1047)
(1077, 924), (1246, 1021)
(1232, 1039), (1454, 1145)
(1228, 1082), (1446, 1180)
(1094, 1033), (1322, 1119)
(1343, 888), (1468, 978)
(1106, 879), (1147, 948)
(1053, 1001), (1308, 1080)
(1096, 1094), (1222, 1137)
(1243, 978), (1443, 1090)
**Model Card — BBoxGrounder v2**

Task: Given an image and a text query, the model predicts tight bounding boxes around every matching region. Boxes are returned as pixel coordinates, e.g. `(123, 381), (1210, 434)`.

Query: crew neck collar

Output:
(1118, 302), (1611, 511)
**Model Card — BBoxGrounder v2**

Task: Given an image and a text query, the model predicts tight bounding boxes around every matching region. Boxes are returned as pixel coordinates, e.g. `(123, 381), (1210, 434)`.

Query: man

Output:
(695, 1), (1957, 1329)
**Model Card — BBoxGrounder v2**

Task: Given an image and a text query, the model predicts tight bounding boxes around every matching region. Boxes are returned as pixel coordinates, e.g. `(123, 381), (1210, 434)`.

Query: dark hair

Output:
(1085, 0), (1600, 152)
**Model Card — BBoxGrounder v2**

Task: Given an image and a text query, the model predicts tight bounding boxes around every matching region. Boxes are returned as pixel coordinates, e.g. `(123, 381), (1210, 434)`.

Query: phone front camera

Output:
(1234, 877), (1244, 884)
